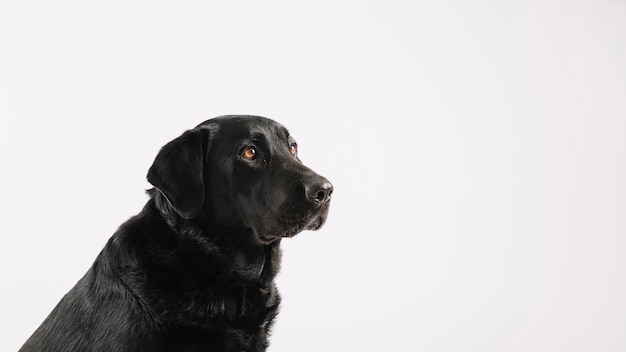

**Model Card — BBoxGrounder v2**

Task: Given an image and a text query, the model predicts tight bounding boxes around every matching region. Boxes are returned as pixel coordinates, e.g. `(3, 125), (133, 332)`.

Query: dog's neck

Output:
(148, 189), (281, 286)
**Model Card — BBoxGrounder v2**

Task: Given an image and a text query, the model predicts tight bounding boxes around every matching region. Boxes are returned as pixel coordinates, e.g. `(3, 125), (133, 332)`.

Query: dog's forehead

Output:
(198, 115), (291, 142)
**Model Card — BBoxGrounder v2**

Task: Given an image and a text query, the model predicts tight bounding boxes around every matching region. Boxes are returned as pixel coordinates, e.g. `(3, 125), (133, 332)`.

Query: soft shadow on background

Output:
(1, 1), (625, 351)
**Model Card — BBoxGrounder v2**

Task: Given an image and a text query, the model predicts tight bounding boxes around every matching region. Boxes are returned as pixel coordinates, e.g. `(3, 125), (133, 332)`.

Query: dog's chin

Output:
(304, 215), (326, 231)
(254, 213), (327, 244)
(257, 234), (281, 244)
(255, 226), (302, 244)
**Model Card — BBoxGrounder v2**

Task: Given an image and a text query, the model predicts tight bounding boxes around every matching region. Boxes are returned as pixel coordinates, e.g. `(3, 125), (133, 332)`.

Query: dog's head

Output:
(147, 115), (332, 243)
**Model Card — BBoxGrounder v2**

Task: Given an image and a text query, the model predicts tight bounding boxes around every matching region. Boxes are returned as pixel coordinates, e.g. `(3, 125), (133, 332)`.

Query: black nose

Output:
(305, 179), (334, 205)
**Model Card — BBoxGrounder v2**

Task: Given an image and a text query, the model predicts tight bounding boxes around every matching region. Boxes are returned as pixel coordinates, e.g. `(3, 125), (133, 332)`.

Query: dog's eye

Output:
(289, 143), (297, 156)
(242, 146), (257, 160)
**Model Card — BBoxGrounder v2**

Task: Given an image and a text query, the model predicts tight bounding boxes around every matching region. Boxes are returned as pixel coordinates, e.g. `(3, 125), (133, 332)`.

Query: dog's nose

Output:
(305, 180), (333, 205)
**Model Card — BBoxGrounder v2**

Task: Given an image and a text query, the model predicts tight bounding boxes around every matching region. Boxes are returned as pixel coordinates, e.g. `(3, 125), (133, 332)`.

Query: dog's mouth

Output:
(258, 234), (281, 243)
(304, 216), (325, 231)
(254, 203), (329, 244)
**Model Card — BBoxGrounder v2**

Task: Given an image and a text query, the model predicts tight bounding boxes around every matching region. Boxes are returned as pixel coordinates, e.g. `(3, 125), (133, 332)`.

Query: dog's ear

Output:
(147, 128), (209, 219)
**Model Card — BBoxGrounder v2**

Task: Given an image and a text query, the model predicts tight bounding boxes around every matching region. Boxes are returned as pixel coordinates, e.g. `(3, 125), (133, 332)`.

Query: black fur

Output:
(20, 115), (333, 352)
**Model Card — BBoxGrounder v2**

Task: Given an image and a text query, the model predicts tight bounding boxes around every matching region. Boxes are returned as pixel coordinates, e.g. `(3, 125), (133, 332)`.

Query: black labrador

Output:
(20, 115), (333, 352)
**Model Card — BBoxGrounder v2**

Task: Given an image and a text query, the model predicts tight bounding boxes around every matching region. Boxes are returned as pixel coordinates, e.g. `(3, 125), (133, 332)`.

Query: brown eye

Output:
(289, 143), (297, 156)
(242, 146), (257, 160)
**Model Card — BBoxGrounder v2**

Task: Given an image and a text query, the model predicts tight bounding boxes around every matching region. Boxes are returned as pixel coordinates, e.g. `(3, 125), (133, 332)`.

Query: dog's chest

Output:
(236, 283), (280, 327)
(151, 277), (280, 328)
(153, 281), (281, 350)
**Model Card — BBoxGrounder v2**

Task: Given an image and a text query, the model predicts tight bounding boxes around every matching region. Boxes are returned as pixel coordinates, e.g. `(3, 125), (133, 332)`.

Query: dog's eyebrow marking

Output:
(277, 126), (290, 139)
(249, 132), (269, 143)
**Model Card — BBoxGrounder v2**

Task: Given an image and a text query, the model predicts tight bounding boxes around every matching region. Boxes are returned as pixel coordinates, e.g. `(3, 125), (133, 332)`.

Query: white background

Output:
(1, 1), (625, 351)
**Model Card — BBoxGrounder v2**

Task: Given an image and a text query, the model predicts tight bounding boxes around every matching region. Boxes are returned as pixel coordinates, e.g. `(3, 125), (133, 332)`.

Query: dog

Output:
(19, 115), (333, 352)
